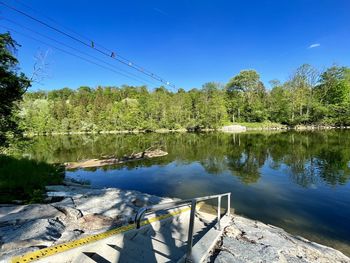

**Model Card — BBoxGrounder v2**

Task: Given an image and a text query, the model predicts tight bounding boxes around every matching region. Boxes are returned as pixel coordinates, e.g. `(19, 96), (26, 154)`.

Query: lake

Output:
(23, 131), (350, 255)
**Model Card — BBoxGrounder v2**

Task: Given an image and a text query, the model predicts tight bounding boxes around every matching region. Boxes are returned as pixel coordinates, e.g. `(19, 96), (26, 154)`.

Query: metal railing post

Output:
(228, 193), (231, 217)
(185, 199), (197, 262)
(217, 196), (221, 230)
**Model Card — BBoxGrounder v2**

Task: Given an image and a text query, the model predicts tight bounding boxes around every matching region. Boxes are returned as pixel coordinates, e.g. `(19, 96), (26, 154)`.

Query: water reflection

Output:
(23, 131), (350, 188)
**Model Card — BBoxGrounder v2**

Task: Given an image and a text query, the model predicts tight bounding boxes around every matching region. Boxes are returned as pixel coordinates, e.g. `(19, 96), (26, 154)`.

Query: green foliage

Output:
(0, 155), (64, 203)
(266, 65), (350, 126)
(226, 70), (268, 122)
(0, 32), (31, 146)
(9, 62), (350, 133)
(315, 66), (350, 105)
(18, 83), (230, 133)
(268, 86), (291, 123)
(16, 66), (350, 133)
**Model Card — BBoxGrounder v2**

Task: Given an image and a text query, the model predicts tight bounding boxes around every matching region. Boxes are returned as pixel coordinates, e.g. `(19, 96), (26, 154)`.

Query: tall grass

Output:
(0, 155), (64, 203)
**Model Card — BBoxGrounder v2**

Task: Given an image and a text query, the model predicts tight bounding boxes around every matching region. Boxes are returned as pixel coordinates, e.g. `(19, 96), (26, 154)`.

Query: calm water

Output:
(24, 131), (350, 254)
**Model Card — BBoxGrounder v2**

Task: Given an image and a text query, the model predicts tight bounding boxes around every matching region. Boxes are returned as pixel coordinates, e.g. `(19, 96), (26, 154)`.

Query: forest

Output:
(19, 64), (350, 134)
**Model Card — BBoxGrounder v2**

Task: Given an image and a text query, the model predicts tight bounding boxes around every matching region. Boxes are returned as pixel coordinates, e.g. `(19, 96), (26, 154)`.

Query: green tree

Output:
(0, 33), (31, 146)
(314, 66), (350, 125)
(198, 82), (227, 128)
(268, 82), (291, 124)
(286, 64), (319, 124)
(226, 70), (267, 122)
(315, 66), (350, 105)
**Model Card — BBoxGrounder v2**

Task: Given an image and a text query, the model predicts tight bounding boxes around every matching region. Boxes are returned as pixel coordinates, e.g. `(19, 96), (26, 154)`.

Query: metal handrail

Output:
(134, 192), (231, 262)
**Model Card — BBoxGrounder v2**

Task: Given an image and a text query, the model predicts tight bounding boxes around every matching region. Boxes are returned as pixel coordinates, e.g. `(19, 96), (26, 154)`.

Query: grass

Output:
(0, 155), (65, 203)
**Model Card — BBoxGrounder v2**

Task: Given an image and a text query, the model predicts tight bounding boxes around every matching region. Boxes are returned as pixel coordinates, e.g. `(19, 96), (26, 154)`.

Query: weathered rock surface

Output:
(0, 218), (65, 259)
(212, 215), (350, 263)
(77, 214), (123, 231)
(0, 204), (63, 224)
(0, 185), (175, 262)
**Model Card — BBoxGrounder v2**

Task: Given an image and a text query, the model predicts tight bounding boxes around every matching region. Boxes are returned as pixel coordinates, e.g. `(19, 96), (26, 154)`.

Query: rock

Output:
(45, 185), (92, 198)
(51, 197), (75, 208)
(214, 250), (243, 263)
(77, 214), (124, 231)
(224, 223), (242, 238)
(52, 205), (83, 221)
(0, 186), (174, 261)
(212, 215), (350, 263)
(46, 191), (77, 198)
(73, 188), (136, 218)
(132, 197), (147, 207)
(221, 125), (247, 133)
(63, 179), (91, 188)
(54, 229), (84, 243)
(0, 218), (65, 251)
(65, 149), (168, 169)
(0, 204), (64, 224)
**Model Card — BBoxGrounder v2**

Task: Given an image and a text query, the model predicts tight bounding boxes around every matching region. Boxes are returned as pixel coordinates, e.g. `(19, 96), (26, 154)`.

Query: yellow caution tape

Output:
(11, 206), (193, 263)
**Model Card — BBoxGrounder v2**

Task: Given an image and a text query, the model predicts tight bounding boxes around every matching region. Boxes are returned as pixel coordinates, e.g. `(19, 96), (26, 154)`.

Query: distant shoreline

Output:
(22, 124), (350, 136)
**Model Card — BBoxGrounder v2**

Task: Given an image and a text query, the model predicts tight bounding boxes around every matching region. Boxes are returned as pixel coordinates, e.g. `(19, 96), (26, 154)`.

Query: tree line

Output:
(19, 64), (350, 133)
(1, 32), (350, 136)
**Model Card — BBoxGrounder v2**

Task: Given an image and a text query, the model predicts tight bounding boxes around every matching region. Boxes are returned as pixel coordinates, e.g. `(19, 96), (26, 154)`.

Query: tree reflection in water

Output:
(21, 130), (350, 187)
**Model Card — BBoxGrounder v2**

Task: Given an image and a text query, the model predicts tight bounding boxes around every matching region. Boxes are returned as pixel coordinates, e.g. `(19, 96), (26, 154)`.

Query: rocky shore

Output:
(0, 184), (176, 262)
(1, 184), (349, 262)
(23, 124), (350, 137)
(211, 215), (350, 263)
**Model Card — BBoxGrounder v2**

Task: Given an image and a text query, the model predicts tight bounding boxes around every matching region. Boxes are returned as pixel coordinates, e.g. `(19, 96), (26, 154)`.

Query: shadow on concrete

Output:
(81, 206), (218, 263)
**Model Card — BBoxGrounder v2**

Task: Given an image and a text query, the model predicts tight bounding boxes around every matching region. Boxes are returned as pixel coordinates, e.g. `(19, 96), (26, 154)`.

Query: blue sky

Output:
(1, 0), (350, 91)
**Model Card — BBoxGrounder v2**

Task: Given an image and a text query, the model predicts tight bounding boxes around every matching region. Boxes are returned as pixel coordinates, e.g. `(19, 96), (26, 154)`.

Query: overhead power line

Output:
(0, 1), (176, 88)
(0, 24), (154, 86)
(1, 17), (159, 87)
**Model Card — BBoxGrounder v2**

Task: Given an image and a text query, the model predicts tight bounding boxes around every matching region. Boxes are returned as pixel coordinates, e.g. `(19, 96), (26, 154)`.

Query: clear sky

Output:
(1, 0), (350, 91)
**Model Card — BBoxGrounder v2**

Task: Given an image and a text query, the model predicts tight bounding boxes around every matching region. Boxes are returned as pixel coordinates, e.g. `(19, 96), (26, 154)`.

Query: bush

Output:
(0, 155), (65, 203)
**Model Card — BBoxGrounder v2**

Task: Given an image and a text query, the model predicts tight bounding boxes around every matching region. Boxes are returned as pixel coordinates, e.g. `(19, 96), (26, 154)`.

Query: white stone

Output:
(221, 125), (247, 133)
